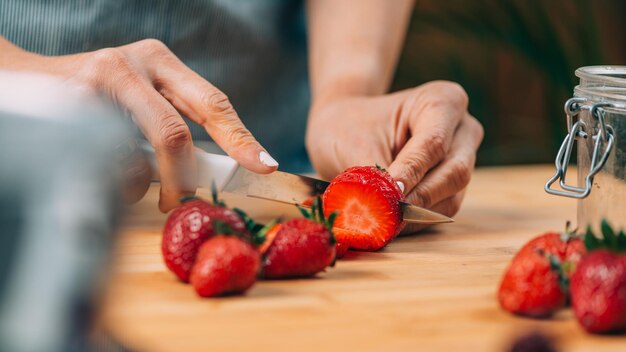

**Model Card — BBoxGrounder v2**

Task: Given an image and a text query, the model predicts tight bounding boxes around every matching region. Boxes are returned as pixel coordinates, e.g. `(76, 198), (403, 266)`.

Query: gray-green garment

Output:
(0, 0), (311, 172)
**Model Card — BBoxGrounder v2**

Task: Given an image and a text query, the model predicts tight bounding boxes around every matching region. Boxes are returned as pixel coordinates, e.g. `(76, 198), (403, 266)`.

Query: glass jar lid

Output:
(574, 66), (626, 110)
(576, 66), (626, 88)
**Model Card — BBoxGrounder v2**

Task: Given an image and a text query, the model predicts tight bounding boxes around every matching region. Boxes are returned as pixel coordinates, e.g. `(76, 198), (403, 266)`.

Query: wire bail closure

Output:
(545, 98), (615, 199)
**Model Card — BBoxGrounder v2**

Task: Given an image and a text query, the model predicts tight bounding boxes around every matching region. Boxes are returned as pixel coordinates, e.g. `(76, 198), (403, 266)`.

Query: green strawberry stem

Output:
(211, 180), (226, 207)
(559, 220), (578, 242)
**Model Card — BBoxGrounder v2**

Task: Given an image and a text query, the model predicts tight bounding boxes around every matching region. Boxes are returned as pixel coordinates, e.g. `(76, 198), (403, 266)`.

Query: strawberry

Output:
(322, 166), (404, 251)
(162, 193), (247, 282)
(571, 220), (626, 334)
(498, 226), (585, 318)
(261, 198), (337, 279)
(334, 241), (350, 259)
(190, 233), (260, 297)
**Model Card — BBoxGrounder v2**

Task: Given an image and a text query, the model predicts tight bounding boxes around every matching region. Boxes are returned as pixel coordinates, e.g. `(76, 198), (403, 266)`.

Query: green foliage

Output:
(297, 196), (338, 244)
(584, 220), (626, 253)
(393, 0), (625, 165)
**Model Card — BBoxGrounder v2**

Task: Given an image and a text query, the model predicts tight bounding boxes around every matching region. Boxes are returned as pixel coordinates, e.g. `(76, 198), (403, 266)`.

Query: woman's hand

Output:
(307, 81), (484, 225)
(0, 37), (278, 212)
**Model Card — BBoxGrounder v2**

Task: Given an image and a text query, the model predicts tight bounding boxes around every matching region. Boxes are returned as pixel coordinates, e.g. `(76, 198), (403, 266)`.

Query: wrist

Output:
(310, 60), (389, 109)
(0, 41), (47, 71)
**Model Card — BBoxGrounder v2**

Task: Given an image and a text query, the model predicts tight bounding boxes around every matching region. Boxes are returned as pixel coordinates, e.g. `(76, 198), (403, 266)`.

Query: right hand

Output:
(1, 38), (278, 212)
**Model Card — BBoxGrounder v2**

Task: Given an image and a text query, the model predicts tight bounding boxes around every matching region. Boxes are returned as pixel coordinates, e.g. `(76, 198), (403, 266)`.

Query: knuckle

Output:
(134, 39), (173, 59)
(138, 38), (168, 52)
(412, 189), (432, 209)
(427, 80), (469, 107)
(157, 114), (192, 151)
(449, 159), (472, 191)
(202, 90), (235, 115)
(80, 48), (134, 88)
(425, 132), (448, 162)
(400, 156), (428, 185)
(90, 48), (129, 70)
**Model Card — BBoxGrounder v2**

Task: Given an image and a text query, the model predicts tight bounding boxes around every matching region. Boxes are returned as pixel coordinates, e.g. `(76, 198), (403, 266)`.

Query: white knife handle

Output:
(137, 140), (239, 190)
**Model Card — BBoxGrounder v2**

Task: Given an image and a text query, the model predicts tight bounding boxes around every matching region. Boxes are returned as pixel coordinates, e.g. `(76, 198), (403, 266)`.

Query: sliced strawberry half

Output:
(322, 166), (404, 251)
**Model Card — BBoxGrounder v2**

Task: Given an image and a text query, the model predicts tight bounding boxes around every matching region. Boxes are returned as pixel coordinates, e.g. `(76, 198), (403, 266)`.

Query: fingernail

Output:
(396, 181), (405, 193)
(259, 151), (279, 167)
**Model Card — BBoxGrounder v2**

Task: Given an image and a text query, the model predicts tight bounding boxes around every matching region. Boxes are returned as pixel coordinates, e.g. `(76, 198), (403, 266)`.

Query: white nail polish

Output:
(396, 181), (405, 193)
(259, 151), (279, 167)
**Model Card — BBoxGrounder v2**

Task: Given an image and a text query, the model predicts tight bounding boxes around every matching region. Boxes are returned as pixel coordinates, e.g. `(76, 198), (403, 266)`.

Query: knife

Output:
(137, 141), (453, 224)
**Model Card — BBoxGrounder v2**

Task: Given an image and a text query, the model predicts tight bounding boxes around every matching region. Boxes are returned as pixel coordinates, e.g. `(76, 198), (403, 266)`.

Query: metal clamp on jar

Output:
(545, 66), (626, 233)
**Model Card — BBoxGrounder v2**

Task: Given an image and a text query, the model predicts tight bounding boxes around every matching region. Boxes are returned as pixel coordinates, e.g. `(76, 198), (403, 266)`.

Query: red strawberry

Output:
(571, 221), (626, 333)
(190, 235), (260, 297)
(162, 196), (247, 282)
(498, 229), (585, 318)
(262, 198), (337, 279)
(322, 166), (404, 251)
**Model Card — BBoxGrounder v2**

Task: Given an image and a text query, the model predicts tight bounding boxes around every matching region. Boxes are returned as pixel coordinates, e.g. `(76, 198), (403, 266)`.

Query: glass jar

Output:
(545, 66), (626, 234)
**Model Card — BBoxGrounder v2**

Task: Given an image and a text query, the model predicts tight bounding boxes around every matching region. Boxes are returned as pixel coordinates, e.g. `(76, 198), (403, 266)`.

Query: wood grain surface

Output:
(101, 165), (625, 352)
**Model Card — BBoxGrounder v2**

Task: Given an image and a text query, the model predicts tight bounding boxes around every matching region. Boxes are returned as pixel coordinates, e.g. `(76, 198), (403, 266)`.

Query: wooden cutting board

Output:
(101, 166), (625, 352)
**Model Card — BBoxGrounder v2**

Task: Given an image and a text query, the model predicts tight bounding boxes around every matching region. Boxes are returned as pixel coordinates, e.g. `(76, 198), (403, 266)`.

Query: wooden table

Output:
(102, 166), (625, 352)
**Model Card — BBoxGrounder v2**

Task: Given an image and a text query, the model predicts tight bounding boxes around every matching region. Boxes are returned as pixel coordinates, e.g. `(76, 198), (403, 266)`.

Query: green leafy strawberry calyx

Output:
(253, 219), (279, 246)
(546, 254), (575, 294)
(298, 196), (338, 245)
(232, 207), (279, 246)
(584, 219), (626, 253)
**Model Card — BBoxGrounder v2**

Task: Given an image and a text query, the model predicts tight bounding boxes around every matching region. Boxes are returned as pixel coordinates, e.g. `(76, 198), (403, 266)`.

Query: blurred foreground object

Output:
(508, 331), (558, 352)
(0, 72), (129, 352)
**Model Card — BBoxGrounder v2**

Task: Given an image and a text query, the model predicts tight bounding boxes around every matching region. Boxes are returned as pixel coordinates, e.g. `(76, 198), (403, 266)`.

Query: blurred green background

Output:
(392, 0), (626, 166)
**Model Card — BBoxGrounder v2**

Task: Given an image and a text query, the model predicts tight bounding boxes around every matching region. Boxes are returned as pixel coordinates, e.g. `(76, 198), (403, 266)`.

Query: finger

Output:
(401, 191), (466, 235)
(387, 81), (468, 194)
(85, 48), (197, 212)
(404, 115), (483, 208)
(116, 140), (152, 204)
(121, 39), (278, 174)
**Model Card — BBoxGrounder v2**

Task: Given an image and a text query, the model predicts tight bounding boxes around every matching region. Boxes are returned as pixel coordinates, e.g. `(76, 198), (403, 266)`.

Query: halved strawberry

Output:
(322, 166), (404, 251)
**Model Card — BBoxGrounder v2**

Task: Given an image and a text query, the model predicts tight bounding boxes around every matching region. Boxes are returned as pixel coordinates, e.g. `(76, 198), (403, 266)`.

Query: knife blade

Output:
(138, 141), (453, 224)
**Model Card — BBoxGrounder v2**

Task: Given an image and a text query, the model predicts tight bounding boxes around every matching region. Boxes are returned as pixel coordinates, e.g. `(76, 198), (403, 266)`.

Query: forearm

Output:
(306, 0), (414, 105)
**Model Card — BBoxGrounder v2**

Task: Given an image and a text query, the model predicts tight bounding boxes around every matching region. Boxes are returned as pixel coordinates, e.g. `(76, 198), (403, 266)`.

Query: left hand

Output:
(306, 80), (484, 227)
